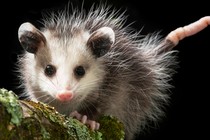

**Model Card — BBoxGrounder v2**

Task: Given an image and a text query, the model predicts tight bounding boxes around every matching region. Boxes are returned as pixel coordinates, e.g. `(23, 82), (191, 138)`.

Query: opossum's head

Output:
(18, 22), (115, 111)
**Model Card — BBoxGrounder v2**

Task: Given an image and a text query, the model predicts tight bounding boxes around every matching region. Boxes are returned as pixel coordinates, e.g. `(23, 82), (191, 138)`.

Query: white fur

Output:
(17, 5), (179, 140)
(23, 29), (106, 112)
(18, 22), (36, 39)
(93, 27), (115, 43)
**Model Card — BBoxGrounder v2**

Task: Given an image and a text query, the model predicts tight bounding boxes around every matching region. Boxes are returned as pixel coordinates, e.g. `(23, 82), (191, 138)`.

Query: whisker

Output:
(76, 79), (101, 90)
(36, 93), (51, 100)
(45, 97), (56, 105)
(71, 82), (79, 92)
(19, 69), (57, 92)
(39, 70), (58, 91)
(79, 97), (98, 117)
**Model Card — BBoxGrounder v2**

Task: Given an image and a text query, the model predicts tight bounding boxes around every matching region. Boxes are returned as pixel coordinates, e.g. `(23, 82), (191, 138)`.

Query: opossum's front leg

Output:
(70, 111), (100, 131)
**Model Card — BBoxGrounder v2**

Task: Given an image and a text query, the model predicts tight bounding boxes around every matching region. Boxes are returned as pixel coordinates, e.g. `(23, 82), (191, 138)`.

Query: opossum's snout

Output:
(56, 89), (74, 102)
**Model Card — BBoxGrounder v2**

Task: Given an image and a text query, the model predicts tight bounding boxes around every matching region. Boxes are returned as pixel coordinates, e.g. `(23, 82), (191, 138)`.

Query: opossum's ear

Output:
(18, 22), (46, 54)
(87, 27), (115, 58)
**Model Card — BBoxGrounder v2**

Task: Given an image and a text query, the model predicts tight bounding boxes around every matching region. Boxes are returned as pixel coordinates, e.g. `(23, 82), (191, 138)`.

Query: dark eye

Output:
(74, 66), (85, 77)
(45, 64), (56, 77)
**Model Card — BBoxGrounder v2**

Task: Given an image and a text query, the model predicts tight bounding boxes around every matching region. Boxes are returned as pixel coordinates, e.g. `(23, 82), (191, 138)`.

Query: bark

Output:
(0, 88), (125, 140)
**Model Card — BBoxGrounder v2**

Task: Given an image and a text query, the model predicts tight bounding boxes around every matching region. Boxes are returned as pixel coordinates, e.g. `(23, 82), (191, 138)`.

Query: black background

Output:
(0, 0), (209, 139)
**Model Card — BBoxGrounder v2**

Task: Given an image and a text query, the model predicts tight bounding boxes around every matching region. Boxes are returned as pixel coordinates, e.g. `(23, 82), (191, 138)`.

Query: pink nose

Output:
(56, 90), (73, 101)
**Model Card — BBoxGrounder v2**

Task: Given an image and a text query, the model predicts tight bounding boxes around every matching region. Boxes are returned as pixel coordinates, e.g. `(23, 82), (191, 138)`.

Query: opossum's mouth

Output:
(48, 95), (83, 115)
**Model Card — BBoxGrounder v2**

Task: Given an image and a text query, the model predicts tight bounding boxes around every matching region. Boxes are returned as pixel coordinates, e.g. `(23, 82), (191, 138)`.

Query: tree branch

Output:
(0, 88), (125, 140)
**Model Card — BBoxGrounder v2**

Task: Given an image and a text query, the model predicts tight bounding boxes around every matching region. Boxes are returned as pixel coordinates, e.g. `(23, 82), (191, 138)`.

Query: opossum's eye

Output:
(45, 64), (56, 77)
(74, 66), (85, 77)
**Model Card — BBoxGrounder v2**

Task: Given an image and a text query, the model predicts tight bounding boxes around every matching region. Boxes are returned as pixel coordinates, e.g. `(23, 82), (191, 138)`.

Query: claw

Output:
(81, 115), (87, 124)
(87, 120), (100, 131)
(69, 111), (100, 131)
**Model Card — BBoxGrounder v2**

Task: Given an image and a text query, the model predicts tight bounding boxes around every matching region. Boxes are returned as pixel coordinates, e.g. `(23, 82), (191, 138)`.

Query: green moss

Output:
(98, 115), (125, 140)
(21, 100), (101, 140)
(0, 88), (23, 126)
(0, 88), (125, 140)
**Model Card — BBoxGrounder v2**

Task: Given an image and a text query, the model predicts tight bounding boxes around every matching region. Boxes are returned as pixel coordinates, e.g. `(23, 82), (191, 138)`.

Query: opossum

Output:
(16, 4), (210, 140)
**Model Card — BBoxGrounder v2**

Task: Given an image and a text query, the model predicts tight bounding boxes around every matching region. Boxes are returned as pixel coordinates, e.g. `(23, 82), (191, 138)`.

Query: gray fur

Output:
(17, 4), (178, 140)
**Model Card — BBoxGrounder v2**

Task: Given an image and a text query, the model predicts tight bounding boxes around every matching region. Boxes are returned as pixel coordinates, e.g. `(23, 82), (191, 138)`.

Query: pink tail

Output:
(166, 16), (210, 46)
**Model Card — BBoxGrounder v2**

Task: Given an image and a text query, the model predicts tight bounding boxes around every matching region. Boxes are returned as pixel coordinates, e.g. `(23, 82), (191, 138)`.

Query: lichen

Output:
(0, 88), (125, 140)
(98, 115), (125, 140)
(0, 88), (23, 126)
(26, 100), (103, 140)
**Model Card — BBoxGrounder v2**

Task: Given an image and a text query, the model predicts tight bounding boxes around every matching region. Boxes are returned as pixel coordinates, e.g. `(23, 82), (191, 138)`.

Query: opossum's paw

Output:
(70, 111), (100, 131)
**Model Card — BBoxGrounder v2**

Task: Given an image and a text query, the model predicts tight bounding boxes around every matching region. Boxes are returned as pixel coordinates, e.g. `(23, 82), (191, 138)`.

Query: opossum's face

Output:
(18, 22), (115, 110)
